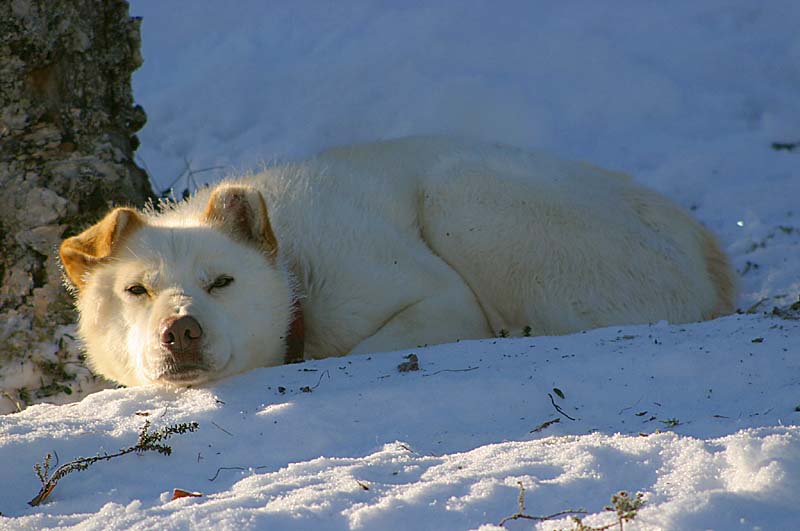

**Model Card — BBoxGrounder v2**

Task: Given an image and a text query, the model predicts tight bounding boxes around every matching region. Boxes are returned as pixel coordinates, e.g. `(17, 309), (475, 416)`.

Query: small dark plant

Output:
(555, 491), (646, 531)
(498, 484), (645, 531)
(29, 420), (199, 506)
(605, 491), (646, 531)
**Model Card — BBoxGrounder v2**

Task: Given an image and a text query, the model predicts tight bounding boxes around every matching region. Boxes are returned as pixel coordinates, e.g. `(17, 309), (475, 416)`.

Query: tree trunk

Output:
(0, 0), (153, 412)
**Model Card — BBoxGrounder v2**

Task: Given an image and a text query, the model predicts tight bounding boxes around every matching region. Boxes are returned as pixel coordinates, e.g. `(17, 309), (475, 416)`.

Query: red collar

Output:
(283, 298), (305, 364)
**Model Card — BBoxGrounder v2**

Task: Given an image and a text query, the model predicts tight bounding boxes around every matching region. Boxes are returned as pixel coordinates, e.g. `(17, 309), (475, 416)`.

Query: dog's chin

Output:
(153, 364), (212, 386)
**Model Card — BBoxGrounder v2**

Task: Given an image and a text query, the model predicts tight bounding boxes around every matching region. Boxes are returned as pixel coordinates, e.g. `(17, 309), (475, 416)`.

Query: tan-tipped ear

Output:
(59, 208), (143, 290)
(201, 184), (278, 259)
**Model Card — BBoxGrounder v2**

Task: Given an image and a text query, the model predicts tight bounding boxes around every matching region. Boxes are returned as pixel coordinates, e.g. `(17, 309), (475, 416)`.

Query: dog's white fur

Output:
(60, 136), (735, 387)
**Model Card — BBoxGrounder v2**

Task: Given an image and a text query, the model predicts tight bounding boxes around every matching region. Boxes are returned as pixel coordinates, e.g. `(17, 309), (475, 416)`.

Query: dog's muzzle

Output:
(156, 315), (209, 383)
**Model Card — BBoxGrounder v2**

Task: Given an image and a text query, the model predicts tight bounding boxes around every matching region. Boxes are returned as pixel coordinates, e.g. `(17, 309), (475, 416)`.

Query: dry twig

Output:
(498, 481), (586, 526)
(548, 392), (576, 421)
(530, 417), (561, 433)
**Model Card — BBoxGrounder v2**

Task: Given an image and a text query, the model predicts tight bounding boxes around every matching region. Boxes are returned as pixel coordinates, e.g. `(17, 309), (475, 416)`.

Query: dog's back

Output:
(268, 137), (735, 342)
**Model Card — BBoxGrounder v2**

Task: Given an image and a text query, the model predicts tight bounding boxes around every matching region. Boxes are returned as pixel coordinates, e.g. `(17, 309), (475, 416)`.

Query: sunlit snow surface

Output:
(2, 2), (799, 530)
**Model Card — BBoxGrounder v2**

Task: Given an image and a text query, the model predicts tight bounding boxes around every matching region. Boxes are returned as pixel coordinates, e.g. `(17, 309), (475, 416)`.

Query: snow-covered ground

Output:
(2, 2), (799, 530)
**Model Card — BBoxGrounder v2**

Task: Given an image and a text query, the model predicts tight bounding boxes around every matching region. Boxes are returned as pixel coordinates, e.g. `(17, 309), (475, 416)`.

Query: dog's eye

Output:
(208, 274), (234, 292)
(125, 284), (148, 296)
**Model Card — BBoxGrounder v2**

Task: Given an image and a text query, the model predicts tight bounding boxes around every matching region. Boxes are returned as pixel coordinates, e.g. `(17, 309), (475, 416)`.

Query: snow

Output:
(2, 1), (799, 530)
(2, 318), (799, 529)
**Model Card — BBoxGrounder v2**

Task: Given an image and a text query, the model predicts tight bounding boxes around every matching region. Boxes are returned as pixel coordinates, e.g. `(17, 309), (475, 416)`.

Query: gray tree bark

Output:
(0, 0), (153, 411)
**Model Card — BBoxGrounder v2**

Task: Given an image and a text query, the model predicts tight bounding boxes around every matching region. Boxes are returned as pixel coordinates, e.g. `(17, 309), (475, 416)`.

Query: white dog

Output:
(59, 137), (735, 387)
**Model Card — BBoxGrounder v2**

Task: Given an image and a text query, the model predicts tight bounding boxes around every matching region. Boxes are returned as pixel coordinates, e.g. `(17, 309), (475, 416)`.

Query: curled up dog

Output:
(59, 137), (736, 387)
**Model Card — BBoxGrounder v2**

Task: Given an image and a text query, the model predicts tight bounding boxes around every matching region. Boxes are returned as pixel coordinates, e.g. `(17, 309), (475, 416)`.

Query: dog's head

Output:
(59, 185), (293, 387)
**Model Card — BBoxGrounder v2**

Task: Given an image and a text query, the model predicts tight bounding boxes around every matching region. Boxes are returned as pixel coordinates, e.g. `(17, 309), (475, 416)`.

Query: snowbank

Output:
(2, 315), (798, 529)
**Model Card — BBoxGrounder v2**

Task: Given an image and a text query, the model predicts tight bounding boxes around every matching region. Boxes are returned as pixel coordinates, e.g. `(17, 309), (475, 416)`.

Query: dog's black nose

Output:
(160, 315), (203, 357)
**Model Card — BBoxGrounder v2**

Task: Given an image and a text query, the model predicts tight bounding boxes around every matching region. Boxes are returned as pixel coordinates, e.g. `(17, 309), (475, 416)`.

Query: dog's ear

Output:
(59, 208), (143, 290)
(201, 185), (278, 259)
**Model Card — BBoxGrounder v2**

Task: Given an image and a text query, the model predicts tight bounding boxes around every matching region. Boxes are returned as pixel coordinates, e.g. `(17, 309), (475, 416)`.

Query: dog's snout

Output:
(159, 315), (203, 355)
(155, 315), (208, 382)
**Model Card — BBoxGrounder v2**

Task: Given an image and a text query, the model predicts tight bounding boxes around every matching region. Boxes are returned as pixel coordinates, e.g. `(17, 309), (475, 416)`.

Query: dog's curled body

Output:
(60, 136), (735, 386)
